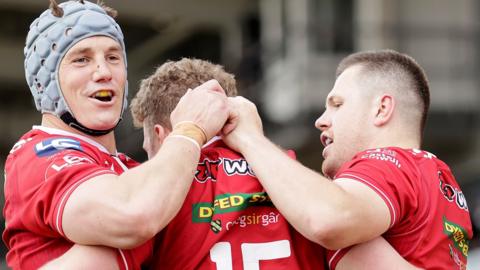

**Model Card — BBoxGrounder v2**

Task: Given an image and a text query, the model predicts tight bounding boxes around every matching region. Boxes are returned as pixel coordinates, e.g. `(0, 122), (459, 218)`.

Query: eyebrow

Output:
(67, 47), (91, 56)
(67, 45), (122, 56)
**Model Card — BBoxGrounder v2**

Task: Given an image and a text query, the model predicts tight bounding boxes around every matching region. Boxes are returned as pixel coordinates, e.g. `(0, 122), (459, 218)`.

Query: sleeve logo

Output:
(443, 216), (470, 258)
(439, 172), (469, 212)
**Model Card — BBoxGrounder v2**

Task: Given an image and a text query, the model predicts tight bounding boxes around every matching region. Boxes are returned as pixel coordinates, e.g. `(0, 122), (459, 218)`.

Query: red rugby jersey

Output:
(328, 147), (472, 270)
(3, 126), (151, 270)
(150, 138), (326, 270)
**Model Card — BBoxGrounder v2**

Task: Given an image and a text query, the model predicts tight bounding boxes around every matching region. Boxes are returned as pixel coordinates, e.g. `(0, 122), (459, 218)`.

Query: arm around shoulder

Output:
(335, 237), (423, 270)
(225, 133), (391, 249)
(39, 245), (119, 270)
(62, 135), (201, 248)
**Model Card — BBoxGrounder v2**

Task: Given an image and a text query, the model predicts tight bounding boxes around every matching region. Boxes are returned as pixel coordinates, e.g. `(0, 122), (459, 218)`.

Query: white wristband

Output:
(166, 134), (201, 151)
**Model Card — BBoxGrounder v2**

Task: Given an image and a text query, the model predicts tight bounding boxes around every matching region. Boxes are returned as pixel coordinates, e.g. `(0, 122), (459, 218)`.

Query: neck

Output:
(369, 140), (421, 150)
(367, 128), (421, 150)
(41, 113), (117, 154)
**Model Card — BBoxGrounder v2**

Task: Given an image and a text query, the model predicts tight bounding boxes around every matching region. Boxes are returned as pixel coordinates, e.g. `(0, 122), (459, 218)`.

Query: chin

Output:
(322, 157), (344, 179)
(84, 117), (120, 131)
(98, 120), (120, 130)
(321, 163), (334, 179)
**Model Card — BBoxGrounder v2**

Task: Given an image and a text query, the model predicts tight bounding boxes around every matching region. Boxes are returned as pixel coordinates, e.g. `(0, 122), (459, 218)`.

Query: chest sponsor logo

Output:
(195, 158), (220, 183)
(223, 158), (255, 176)
(225, 212), (280, 231)
(35, 138), (82, 157)
(443, 216), (470, 259)
(439, 172), (468, 211)
(195, 158), (255, 183)
(192, 192), (273, 224)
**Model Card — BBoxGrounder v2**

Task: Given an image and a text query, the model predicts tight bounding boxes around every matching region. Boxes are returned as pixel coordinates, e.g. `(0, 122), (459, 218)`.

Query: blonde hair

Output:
(130, 58), (237, 130)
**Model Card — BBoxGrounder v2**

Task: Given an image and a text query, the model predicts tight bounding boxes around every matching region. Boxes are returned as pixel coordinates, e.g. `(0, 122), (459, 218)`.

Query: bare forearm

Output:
(120, 136), (200, 230)
(63, 137), (200, 248)
(238, 135), (342, 242)
(337, 237), (423, 270)
(238, 135), (387, 249)
(39, 245), (118, 270)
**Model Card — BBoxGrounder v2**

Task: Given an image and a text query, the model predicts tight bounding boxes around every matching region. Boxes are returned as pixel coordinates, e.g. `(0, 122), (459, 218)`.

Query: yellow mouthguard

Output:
(95, 90), (111, 97)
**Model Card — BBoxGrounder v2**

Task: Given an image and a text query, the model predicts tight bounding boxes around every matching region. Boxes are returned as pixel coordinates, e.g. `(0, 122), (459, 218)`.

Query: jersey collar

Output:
(203, 136), (222, 148)
(33, 125), (113, 155)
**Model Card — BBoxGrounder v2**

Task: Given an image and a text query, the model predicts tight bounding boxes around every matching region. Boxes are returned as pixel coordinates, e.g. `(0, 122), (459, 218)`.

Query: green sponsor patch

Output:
(192, 192), (273, 223)
(443, 216), (470, 257)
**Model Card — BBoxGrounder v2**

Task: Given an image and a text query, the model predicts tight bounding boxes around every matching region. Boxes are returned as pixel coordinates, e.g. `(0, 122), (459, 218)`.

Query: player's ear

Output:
(153, 124), (168, 144)
(373, 94), (395, 127)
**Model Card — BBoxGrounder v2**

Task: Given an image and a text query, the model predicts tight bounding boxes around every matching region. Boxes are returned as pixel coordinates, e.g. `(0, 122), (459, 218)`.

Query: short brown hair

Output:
(130, 58), (237, 130)
(337, 49), (430, 133)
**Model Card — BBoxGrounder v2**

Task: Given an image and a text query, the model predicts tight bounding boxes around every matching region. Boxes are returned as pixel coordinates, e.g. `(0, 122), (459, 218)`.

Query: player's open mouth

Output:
(321, 134), (333, 158)
(91, 90), (114, 102)
(320, 133), (333, 147)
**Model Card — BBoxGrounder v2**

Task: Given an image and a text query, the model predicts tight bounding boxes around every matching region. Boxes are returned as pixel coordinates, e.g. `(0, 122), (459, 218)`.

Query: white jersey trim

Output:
(112, 155), (129, 171)
(334, 174), (397, 227)
(118, 249), (129, 270)
(203, 136), (222, 148)
(328, 249), (343, 270)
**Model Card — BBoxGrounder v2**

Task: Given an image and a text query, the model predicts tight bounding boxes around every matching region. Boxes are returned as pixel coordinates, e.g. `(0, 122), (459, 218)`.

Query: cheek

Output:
(114, 67), (127, 84)
(59, 68), (88, 99)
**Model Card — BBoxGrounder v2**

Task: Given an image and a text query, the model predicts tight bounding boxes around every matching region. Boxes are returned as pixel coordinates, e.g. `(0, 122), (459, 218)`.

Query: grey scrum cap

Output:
(24, 0), (128, 119)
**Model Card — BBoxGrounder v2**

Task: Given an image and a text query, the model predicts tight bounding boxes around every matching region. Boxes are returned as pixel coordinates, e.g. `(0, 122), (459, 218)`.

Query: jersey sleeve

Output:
(117, 240), (153, 270)
(10, 148), (116, 238)
(326, 247), (351, 270)
(329, 149), (419, 265)
(334, 150), (418, 228)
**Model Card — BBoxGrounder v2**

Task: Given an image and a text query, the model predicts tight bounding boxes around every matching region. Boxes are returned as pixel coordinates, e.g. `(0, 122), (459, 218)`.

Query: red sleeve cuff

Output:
(326, 247), (352, 270)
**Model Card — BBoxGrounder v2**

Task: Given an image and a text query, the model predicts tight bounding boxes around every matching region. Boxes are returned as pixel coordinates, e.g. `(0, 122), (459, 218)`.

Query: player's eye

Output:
(73, 57), (89, 64)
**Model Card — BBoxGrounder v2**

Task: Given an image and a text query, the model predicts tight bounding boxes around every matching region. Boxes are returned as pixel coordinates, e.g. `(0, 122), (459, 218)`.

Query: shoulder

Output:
(6, 128), (108, 174)
(338, 148), (404, 174)
(335, 147), (428, 185)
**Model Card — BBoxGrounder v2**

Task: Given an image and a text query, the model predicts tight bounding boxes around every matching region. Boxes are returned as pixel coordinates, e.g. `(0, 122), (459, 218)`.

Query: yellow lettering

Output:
(445, 223), (455, 233)
(462, 244), (469, 256)
(454, 232), (464, 243)
(218, 197), (230, 209)
(250, 194), (261, 203)
(199, 207), (213, 218)
(230, 195), (244, 207)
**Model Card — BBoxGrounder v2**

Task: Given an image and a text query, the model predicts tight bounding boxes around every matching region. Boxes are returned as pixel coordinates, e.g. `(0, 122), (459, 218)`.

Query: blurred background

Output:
(0, 0), (479, 268)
